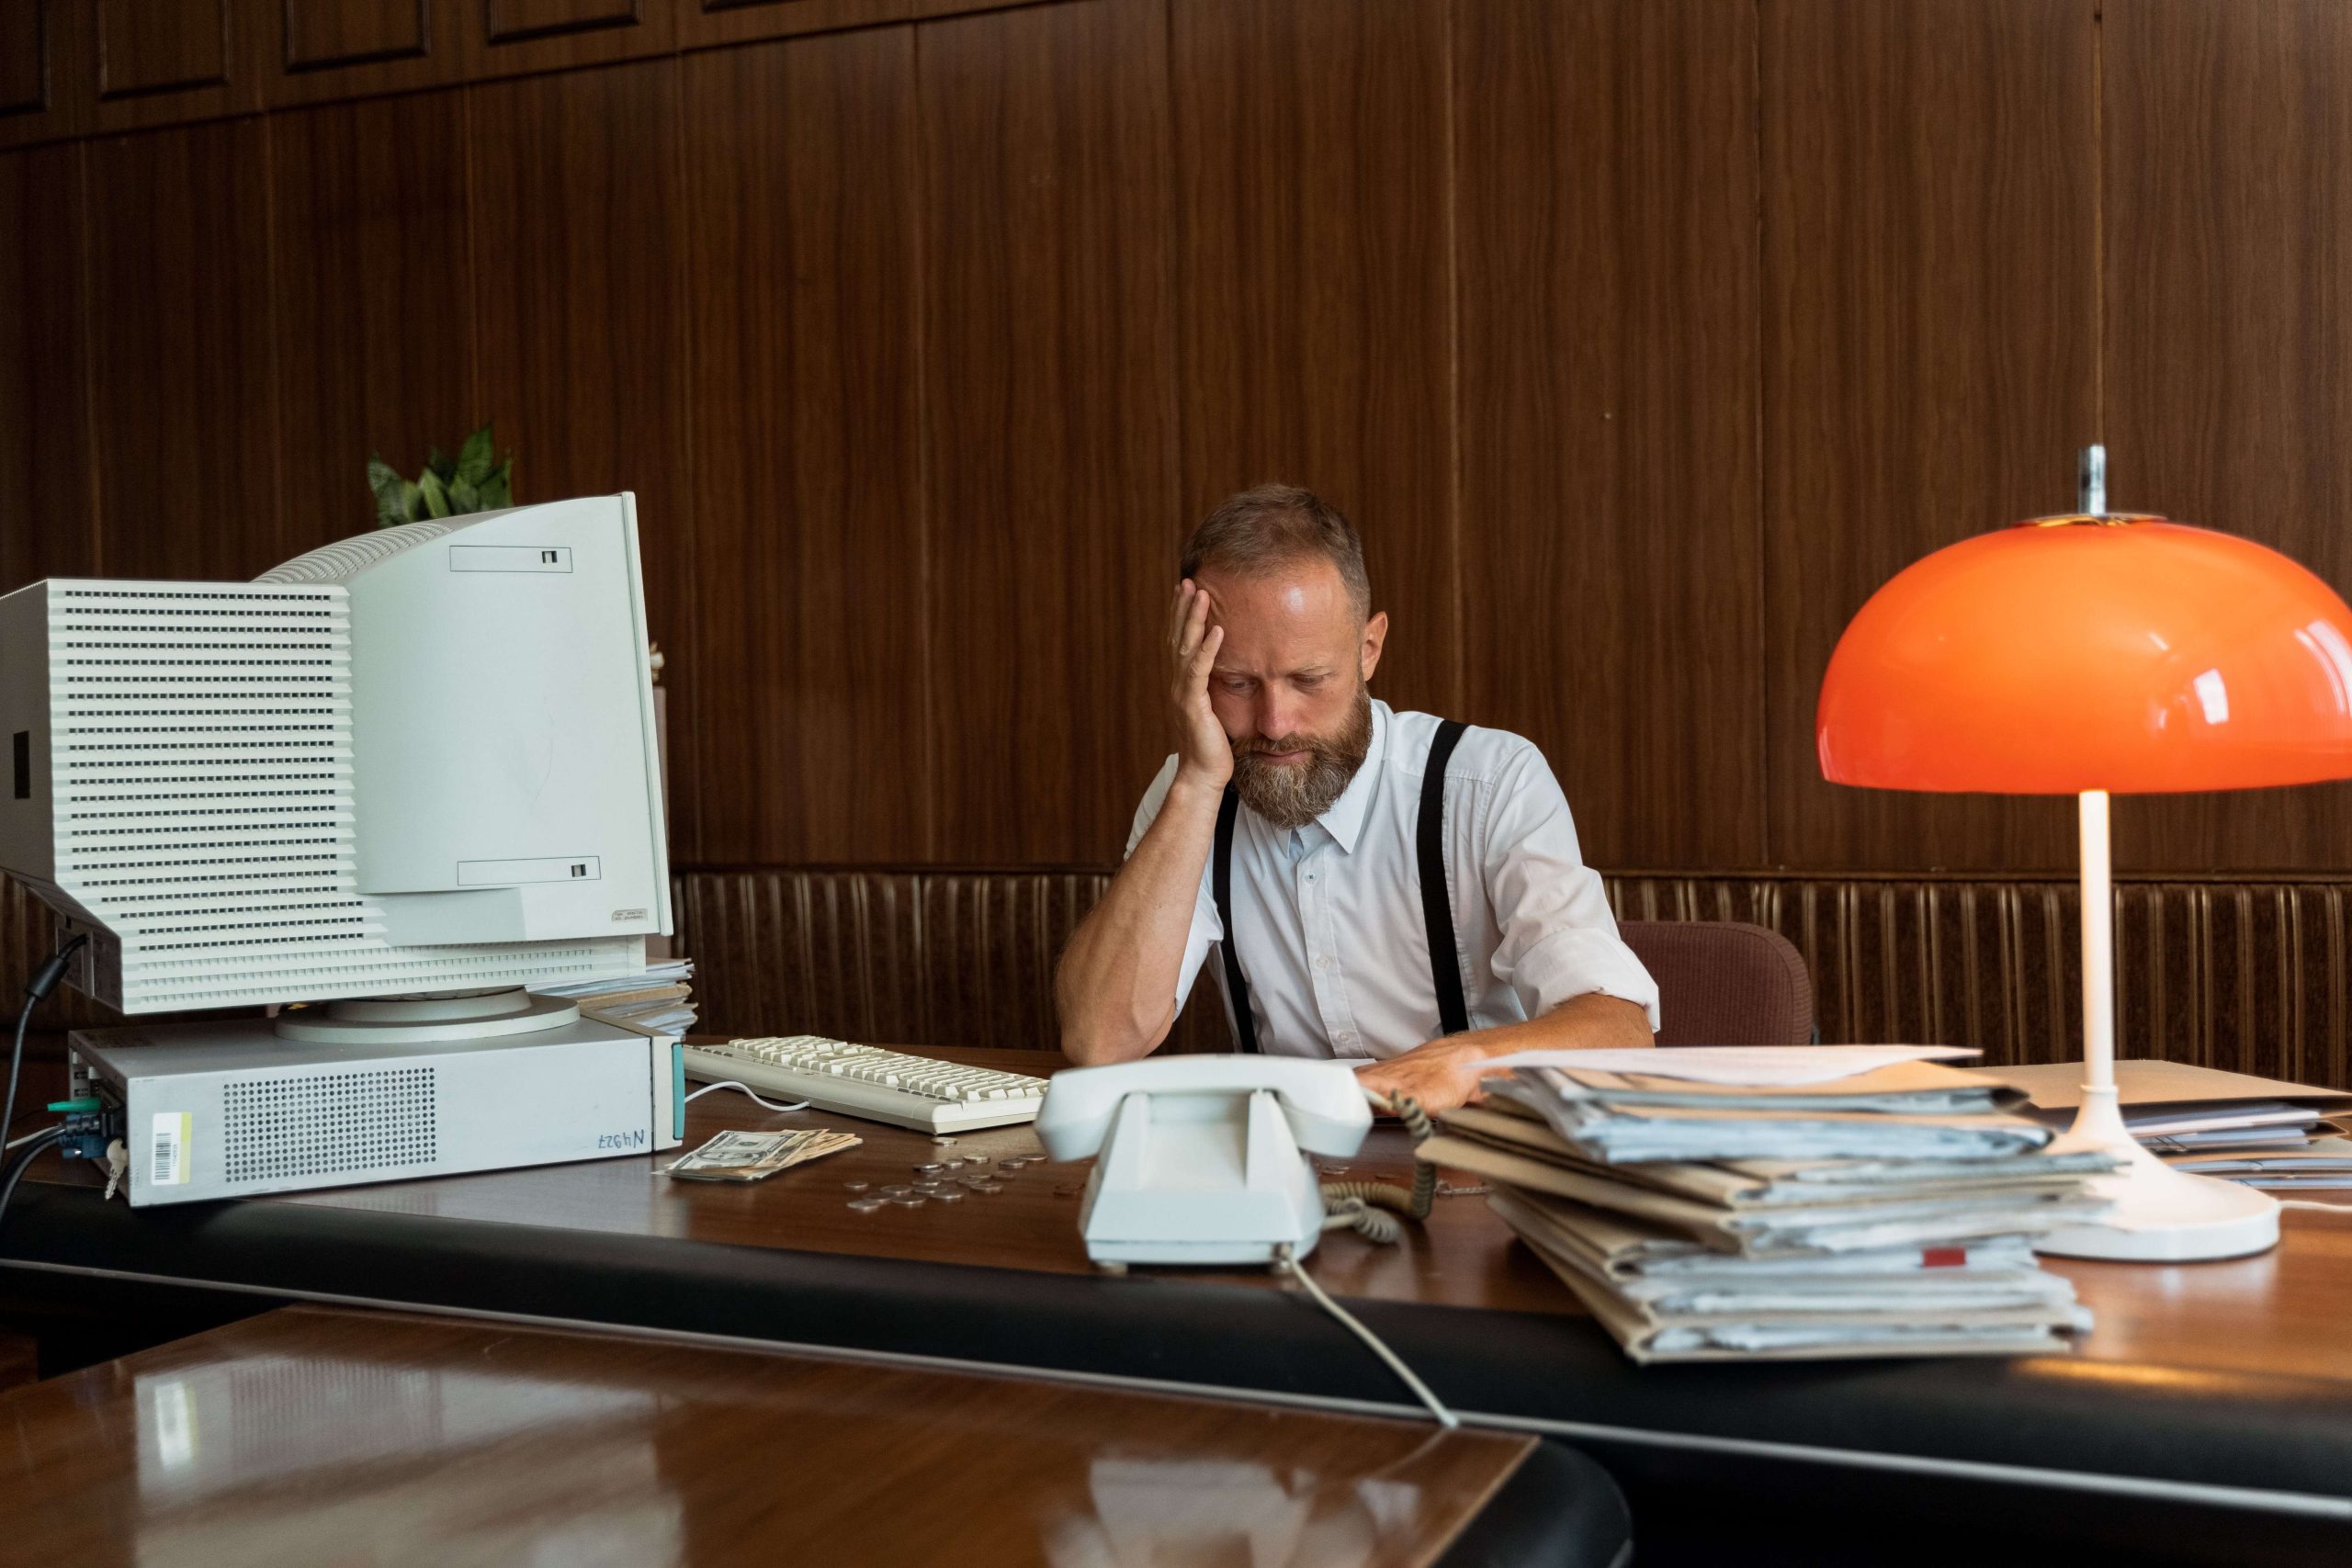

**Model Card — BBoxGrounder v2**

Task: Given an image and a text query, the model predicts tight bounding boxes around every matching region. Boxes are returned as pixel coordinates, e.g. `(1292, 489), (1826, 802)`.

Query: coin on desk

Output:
(847, 1197), (885, 1213)
(843, 1180), (870, 1192)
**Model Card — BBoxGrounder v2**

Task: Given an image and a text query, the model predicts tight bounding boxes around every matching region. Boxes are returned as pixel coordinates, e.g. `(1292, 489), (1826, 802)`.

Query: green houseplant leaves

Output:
(368, 424), (514, 528)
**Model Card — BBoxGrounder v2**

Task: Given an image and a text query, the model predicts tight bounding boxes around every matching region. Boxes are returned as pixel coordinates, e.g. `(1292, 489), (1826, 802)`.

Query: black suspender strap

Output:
(1419, 719), (1472, 1037)
(1213, 784), (1260, 1053)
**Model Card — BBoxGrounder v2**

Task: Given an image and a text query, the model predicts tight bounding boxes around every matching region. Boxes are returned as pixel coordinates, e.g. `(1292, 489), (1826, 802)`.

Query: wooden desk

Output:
(7, 1044), (2352, 1563)
(267, 1044), (2352, 1387)
(0, 1305), (1577, 1568)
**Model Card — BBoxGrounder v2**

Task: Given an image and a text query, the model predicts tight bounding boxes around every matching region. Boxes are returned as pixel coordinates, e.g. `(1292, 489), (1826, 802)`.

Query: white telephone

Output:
(1035, 1055), (1374, 1267)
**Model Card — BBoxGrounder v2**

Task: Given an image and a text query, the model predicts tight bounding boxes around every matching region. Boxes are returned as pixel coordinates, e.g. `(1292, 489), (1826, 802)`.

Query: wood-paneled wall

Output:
(7, 0), (2352, 880)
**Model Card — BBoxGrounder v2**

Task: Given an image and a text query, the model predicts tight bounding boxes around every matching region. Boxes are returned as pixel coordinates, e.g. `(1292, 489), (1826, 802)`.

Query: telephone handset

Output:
(1036, 1055), (1373, 1161)
(1037, 1055), (1377, 1267)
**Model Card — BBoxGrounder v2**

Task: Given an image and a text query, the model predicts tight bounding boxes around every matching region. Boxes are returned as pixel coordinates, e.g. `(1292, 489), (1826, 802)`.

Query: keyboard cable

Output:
(684, 1080), (810, 1114)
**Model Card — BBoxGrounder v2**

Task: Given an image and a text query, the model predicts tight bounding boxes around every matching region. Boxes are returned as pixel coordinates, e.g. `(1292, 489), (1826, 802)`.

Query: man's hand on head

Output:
(1168, 579), (1234, 792)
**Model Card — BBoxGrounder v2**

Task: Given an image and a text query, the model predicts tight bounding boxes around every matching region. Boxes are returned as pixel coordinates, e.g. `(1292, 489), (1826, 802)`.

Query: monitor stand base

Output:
(274, 987), (582, 1045)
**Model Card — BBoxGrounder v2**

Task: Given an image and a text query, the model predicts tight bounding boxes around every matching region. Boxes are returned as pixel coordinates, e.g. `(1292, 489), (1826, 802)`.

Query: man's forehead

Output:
(1200, 574), (1359, 673)
(1195, 562), (1357, 628)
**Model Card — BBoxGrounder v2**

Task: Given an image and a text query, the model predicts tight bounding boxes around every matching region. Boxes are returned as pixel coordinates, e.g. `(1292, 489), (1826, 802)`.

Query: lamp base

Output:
(2035, 1086), (2279, 1261)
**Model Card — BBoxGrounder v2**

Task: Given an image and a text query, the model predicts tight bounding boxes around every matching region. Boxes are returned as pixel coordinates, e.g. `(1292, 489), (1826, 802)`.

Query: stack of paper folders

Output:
(534, 958), (696, 1037)
(2157, 1136), (2352, 1188)
(2139, 1105), (2352, 1189)
(1996, 1060), (2352, 1190)
(1419, 1047), (2120, 1364)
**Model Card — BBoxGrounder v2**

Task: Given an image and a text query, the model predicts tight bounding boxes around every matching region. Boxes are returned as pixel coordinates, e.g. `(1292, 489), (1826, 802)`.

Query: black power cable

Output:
(0, 933), (88, 1220)
(0, 1126), (62, 1235)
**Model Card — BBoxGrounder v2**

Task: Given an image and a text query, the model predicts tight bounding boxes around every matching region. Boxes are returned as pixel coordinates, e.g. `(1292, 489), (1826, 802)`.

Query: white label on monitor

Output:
(448, 545), (571, 572)
(458, 855), (602, 886)
(150, 1111), (191, 1186)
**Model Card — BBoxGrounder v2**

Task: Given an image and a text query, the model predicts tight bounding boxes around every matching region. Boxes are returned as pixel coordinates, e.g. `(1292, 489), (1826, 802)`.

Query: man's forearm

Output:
(1054, 778), (1224, 1065)
(1452, 991), (1655, 1060)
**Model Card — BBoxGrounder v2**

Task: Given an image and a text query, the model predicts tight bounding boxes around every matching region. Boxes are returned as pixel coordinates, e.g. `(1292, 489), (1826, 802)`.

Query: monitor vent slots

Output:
(255, 520), (454, 586)
(40, 585), (641, 1011)
(222, 1066), (438, 1185)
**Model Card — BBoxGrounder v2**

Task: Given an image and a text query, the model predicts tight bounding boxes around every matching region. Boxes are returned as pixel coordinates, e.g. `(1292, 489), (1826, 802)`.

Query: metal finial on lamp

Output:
(1816, 446), (2352, 1260)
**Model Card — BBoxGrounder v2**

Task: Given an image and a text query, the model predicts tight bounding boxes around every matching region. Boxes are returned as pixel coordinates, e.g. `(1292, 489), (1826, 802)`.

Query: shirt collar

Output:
(1315, 699), (1389, 854)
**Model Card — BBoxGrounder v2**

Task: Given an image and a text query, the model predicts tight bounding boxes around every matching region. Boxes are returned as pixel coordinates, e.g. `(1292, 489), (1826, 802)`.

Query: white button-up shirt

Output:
(1125, 700), (1659, 1059)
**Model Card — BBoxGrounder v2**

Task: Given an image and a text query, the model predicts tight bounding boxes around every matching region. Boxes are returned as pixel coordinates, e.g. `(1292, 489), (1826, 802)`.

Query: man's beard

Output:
(1231, 684), (1374, 830)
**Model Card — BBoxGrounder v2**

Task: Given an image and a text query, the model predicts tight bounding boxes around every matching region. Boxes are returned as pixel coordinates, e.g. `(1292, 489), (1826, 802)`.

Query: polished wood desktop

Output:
(263, 1043), (2352, 1388)
(8, 1042), (2351, 1563)
(0, 1305), (1536, 1568)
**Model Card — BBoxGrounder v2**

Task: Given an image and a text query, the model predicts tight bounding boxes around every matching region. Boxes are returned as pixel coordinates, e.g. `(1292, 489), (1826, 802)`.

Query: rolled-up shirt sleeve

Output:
(1125, 755), (1223, 1015)
(1478, 743), (1661, 1032)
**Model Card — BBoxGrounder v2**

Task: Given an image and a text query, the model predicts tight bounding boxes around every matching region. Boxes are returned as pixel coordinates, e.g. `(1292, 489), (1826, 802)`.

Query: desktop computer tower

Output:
(69, 1019), (684, 1207)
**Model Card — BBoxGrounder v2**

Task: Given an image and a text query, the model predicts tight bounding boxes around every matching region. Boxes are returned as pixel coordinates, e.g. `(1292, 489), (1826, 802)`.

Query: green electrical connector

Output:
(46, 1097), (101, 1114)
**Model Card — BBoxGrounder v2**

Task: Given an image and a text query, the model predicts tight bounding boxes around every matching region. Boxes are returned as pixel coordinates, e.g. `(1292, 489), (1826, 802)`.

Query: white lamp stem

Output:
(2078, 788), (2114, 1096)
(2041, 784), (2279, 1259)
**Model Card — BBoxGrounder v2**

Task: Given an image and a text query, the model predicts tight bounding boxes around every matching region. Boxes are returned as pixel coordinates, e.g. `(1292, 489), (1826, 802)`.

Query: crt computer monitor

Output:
(0, 493), (671, 1028)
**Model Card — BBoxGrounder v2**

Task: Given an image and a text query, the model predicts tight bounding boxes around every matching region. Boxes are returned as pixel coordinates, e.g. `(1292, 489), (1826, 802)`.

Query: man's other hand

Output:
(1353, 995), (1655, 1116)
(1352, 1038), (1499, 1118)
(1169, 580), (1233, 790)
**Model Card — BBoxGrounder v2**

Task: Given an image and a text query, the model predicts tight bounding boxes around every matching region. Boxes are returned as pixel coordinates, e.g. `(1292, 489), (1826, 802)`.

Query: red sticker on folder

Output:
(1920, 1247), (1967, 1269)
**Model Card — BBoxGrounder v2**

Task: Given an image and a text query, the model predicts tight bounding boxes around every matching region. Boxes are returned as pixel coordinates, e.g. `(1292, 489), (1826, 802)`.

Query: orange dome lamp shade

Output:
(1817, 518), (2352, 796)
(1815, 446), (2352, 1262)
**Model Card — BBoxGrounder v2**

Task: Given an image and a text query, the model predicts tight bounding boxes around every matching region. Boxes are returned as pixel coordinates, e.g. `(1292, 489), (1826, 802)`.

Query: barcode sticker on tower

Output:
(150, 1112), (191, 1187)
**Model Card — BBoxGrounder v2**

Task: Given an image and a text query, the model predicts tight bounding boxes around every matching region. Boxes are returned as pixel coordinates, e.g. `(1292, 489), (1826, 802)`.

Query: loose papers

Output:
(537, 959), (698, 1037)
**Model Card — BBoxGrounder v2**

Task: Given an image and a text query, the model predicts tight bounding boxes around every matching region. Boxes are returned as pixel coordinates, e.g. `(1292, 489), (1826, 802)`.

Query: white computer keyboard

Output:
(682, 1036), (1050, 1133)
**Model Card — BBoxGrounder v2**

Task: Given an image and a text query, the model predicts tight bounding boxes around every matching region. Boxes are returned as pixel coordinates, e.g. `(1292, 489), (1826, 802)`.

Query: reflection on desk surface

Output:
(1, 1305), (1532, 1568)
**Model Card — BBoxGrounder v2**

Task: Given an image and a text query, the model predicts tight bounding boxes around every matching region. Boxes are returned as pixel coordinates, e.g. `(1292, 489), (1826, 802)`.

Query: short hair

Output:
(1180, 484), (1371, 620)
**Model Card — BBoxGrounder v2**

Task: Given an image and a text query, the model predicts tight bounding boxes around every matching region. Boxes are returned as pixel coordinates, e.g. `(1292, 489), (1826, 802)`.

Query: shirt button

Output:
(1336, 1032), (1357, 1048)
(1314, 956), (1334, 973)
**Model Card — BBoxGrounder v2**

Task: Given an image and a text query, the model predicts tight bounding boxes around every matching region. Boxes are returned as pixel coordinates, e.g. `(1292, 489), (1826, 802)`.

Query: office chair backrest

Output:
(1618, 920), (1815, 1047)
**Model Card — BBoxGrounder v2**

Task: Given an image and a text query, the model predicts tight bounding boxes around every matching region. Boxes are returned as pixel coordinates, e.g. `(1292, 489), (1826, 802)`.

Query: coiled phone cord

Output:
(1319, 1092), (1439, 1245)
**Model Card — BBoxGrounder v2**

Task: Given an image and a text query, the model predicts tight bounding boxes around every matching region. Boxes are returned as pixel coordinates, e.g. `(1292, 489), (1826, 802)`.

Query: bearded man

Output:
(1054, 485), (1657, 1115)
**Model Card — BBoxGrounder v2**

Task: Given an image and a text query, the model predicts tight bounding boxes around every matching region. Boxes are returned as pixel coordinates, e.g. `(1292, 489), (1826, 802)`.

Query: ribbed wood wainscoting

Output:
(5, 869), (2343, 1089)
(1607, 874), (2351, 1089)
(669, 867), (2352, 1089)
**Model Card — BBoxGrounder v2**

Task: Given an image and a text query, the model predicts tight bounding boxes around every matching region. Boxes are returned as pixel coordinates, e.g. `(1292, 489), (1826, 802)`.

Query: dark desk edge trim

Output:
(10, 1253), (2350, 1526)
